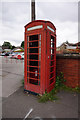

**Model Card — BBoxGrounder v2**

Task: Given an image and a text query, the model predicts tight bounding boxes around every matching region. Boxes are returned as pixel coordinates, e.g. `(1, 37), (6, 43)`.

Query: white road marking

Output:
(32, 117), (43, 120)
(6, 87), (21, 98)
(23, 108), (33, 120)
(52, 115), (56, 119)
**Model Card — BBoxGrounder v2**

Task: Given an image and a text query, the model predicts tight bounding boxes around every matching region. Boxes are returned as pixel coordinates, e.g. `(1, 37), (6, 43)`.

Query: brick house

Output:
(56, 41), (80, 54)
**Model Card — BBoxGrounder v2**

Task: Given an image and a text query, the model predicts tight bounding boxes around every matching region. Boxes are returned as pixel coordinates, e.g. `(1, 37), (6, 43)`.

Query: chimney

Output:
(31, 0), (36, 21)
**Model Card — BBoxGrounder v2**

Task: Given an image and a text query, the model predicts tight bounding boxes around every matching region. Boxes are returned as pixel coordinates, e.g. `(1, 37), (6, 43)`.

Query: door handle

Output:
(48, 56), (49, 59)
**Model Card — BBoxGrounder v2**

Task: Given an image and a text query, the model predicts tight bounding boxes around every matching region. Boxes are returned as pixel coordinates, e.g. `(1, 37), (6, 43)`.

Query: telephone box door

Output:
(26, 33), (42, 93)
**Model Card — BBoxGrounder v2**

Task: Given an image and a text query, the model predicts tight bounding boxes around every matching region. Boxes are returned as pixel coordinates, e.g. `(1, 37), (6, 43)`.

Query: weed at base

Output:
(60, 84), (80, 93)
(38, 91), (59, 103)
(38, 72), (80, 103)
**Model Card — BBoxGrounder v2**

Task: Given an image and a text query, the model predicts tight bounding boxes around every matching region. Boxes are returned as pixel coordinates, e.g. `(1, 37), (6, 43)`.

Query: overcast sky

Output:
(0, 0), (79, 47)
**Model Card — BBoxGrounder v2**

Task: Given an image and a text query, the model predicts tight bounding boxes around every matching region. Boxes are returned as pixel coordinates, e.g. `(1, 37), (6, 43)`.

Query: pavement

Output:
(2, 87), (78, 119)
(1, 56), (79, 119)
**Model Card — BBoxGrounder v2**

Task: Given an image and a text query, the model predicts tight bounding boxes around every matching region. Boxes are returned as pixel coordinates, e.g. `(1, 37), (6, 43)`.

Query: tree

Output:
(11, 45), (16, 50)
(2, 41), (12, 49)
(21, 41), (24, 48)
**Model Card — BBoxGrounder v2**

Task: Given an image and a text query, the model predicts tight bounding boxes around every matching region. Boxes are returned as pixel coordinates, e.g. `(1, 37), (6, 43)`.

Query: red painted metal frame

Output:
(24, 20), (56, 94)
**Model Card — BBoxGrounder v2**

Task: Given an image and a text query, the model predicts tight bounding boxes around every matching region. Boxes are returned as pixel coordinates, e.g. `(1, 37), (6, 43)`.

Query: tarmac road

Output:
(2, 56), (24, 97)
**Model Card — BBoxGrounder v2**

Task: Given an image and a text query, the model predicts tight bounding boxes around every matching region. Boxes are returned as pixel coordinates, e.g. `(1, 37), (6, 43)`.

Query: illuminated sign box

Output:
(27, 25), (43, 31)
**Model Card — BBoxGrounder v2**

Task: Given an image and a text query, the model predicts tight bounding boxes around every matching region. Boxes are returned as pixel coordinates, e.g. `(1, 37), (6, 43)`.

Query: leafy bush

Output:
(55, 72), (66, 89)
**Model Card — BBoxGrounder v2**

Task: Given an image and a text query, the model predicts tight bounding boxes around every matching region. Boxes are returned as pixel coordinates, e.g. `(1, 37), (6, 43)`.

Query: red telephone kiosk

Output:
(24, 20), (56, 95)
